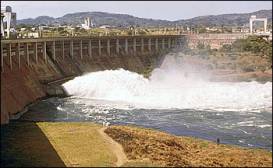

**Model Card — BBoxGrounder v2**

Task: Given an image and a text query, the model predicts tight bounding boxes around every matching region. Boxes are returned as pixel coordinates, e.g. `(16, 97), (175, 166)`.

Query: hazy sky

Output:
(1, 1), (272, 20)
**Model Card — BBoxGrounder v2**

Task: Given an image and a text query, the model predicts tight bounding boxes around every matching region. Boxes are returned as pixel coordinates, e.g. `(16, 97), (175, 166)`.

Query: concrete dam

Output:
(1, 35), (185, 124)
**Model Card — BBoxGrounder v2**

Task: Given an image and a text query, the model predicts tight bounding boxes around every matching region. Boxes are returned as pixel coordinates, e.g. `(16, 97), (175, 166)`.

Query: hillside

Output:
(17, 11), (173, 27)
(174, 10), (272, 27)
(17, 9), (272, 27)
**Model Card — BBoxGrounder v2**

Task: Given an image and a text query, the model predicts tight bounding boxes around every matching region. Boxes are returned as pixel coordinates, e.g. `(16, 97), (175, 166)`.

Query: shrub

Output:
(197, 42), (205, 50)
(228, 36), (272, 58)
(242, 66), (255, 72)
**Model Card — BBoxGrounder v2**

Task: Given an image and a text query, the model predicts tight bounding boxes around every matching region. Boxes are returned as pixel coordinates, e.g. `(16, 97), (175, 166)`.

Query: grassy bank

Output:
(1, 122), (272, 167)
(1, 122), (157, 167)
(105, 125), (272, 167)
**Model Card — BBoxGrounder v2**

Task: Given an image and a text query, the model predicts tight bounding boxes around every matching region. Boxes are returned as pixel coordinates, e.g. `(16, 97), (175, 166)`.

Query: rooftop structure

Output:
(81, 17), (93, 30)
(1, 6), (17, 38)
(249, 15), (267, 34)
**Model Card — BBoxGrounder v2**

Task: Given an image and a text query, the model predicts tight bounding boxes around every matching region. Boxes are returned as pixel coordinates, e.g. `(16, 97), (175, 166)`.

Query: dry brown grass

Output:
(105, 125), (272, 167)
(2, 122), (271, 167)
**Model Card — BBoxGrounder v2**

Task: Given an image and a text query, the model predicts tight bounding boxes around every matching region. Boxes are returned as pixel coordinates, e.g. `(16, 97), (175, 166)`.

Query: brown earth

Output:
(210, 70), (272, 82)
(98, 127), (128, 166)
(105, 125), (272, 167)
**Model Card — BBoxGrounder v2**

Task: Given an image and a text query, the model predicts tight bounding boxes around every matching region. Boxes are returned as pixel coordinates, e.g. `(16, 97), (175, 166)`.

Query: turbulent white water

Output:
(63, 55), (272, 112)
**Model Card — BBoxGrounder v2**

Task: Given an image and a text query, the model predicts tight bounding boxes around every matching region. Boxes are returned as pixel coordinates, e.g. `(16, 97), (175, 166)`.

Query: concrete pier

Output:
(148, 39), (151, 52)
(141, 38), (144, 52)
(1, 44), (3, 72)
(125, 38), (128, 54)
(17, 43), (20, 68)
(9, 43), (12, 69)
(35, 42), (38, 63)
(62, 41), (65, 59)
(88, 40), (92, 58)
(98, 39), (101, 56)
(52, 41), (56, 60)
(155, 38), (158, 51)
(107, 39), (110, 56)
(70, 41), (73, 58)
(116, 39), (119, 54)
(133, 38), (136, 53)
(80, 40), (83, 59)
(26, 43), (29, 66)
(44, 42), (47, 63)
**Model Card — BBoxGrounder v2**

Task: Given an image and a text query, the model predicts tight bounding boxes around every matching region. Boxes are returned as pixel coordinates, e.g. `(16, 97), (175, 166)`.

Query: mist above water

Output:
(62, 52), (272, 112)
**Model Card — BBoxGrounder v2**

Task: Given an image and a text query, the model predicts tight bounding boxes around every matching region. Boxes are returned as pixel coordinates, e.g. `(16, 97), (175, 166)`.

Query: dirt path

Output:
(98, 127), (128, 167)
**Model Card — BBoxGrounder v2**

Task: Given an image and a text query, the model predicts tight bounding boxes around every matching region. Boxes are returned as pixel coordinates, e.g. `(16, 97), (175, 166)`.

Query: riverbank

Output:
(0, 121), (157, 167)
(105, 125), (272, 167)
(176, 53), (272, 83)
(1, 121), (271, 167)
(210, 69), (272, 82)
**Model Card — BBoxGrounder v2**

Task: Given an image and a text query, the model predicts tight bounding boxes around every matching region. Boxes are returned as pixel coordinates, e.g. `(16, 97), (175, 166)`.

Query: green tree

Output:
(220, 35), (272, 65)
(221, 44), (232, 52)
(198, 27), (207, 33)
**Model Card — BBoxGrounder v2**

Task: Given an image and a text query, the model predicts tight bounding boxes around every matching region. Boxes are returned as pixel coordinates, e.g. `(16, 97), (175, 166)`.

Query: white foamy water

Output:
(62, 55), (272, 112)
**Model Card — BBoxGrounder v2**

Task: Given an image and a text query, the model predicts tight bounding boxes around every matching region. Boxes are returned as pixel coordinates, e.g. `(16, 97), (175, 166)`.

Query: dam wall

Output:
(1, 35), (183, 124)
(187, 33), (248, 49)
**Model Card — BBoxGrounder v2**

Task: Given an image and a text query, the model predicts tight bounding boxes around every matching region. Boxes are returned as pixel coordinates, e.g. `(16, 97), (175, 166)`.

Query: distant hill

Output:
(17, 9), (272, 27)
(17, 12), (173, 27)
(174, 10), (272, 27)
(19, 16), (55, 25)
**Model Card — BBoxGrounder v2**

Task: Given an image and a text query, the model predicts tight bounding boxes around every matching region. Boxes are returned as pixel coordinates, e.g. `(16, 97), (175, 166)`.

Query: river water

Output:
(19, 53), (272, 151)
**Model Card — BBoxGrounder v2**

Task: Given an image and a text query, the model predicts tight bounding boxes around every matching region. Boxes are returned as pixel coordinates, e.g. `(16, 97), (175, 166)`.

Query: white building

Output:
(249, 15), (267, 34)
(27, 32), (39, 38)
(99, 25), (112, 29)
(205, 27), (218, 31)
(81, 17), (93, 30)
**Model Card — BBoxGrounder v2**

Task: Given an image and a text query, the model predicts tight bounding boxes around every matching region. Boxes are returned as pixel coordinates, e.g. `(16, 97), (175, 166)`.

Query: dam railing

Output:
(1, 35), (184, 72)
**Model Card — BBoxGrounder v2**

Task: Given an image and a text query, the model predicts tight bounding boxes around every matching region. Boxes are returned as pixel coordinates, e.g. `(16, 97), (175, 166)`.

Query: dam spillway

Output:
(1, 35), (185, 124)
(20, 55), (272, 151)
(1, 34), (271, 151)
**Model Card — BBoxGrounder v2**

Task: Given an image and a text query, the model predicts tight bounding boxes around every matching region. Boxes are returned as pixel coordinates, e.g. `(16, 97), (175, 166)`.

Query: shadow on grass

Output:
(1, 121), (66, 167)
